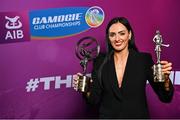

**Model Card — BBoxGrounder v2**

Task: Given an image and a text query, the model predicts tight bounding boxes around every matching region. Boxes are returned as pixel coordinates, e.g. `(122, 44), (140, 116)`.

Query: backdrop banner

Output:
(0, 0), (180, 119)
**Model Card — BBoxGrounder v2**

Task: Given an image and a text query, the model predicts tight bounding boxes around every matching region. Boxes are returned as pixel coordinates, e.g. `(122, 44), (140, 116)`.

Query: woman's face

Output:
(108, 22), (131, 52)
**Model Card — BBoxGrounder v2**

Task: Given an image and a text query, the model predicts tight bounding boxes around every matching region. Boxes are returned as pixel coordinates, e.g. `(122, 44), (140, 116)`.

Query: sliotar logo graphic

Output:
(85, 6), (105, 28)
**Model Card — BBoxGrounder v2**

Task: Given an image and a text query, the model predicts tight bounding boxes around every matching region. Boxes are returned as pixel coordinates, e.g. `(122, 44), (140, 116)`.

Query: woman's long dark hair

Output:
(98, 17), (139, 87)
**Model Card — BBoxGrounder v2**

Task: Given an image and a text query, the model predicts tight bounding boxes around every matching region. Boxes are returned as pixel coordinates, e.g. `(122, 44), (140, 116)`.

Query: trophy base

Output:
(153, 64), (165, 82)
(77, 75), (91, 92)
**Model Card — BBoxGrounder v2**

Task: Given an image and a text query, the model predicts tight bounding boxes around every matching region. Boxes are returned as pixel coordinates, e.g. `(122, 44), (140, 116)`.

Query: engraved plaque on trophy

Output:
(75, 36), (100, 92)
(153, 30), (170, 82)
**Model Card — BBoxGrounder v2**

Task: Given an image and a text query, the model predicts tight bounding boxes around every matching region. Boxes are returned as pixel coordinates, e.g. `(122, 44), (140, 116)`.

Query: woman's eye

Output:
(120, 32), (125, 36)
(109, 33), (115, 37)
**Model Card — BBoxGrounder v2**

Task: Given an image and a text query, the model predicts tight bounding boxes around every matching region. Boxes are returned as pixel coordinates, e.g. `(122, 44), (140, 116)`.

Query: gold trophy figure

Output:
(74, 36), (100, 92)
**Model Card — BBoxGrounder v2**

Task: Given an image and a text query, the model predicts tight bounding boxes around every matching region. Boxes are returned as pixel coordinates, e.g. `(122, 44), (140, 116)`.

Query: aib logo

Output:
(5, 16), (24, 40)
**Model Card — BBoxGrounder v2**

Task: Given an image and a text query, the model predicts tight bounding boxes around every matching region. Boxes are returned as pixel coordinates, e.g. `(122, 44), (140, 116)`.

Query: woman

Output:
(73, 17), (174, 118)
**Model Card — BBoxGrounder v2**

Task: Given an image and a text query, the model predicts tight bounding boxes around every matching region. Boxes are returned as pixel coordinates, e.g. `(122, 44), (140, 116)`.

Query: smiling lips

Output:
(114, 40), (123, 46)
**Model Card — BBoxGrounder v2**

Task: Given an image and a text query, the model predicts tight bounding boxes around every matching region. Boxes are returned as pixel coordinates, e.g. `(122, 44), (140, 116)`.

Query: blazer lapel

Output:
(108, 50), (134, 101)
(108, 54), (123, 101)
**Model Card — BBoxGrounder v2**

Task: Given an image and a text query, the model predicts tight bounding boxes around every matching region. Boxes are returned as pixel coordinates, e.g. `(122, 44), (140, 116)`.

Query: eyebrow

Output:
(109, 30), (126, 33)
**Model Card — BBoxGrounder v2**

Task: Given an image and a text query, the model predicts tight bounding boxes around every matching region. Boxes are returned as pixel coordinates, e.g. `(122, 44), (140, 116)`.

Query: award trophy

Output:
(75, 36), (100, 92)
(153, 30), (170, 82)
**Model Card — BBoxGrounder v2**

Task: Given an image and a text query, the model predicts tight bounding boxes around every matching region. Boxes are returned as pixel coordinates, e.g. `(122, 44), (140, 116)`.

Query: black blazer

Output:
(87, 49), (174, 119)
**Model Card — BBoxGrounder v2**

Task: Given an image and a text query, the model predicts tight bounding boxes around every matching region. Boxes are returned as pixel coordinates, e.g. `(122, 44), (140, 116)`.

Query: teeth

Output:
(115, 43), (122, 45)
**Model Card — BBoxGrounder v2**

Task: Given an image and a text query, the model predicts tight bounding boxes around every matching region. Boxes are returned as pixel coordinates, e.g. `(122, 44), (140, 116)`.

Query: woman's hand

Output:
(161, 61), (172, 91)
(73, 73), (93, 97)
(72, 73), (82, 91)
(161, 61), (172, 75)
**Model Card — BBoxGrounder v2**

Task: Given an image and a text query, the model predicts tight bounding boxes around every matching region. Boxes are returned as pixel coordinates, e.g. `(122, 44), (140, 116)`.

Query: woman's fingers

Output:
(73, 73), (84, 91)
(73, 74), (80, 91)
(161, 61), (172, 75)
(161, 61), (172, 68)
